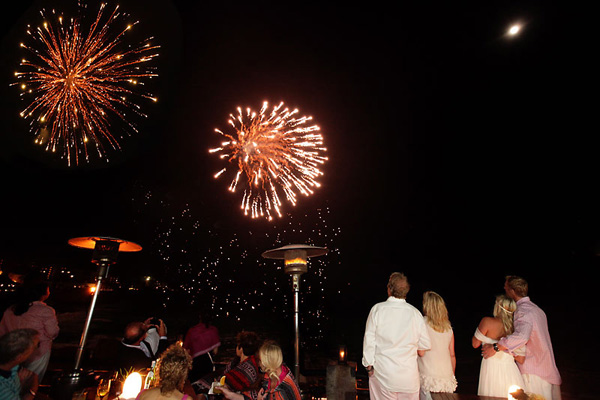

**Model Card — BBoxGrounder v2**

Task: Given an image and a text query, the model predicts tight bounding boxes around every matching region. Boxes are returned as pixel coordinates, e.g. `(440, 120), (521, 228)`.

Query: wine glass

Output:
(97, 378), (112, 399)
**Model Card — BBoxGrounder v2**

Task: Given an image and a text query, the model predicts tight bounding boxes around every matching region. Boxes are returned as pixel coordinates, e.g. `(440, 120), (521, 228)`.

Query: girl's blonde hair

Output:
(422, 291), (452, 333)
(259, 340), (284, 386)
(493, 294), (517, 336)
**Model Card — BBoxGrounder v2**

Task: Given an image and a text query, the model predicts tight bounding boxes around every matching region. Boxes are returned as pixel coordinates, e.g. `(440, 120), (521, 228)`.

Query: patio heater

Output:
(262, 244), (327, 379)
(53, 236), (141, 399)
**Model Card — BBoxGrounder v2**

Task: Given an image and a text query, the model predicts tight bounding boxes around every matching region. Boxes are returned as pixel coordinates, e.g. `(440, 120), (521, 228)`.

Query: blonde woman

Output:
(417, 291), (457, 400)
(136, 344), (195, 400)
(221, 340), (301, 400)
(472, 294), (525, 397)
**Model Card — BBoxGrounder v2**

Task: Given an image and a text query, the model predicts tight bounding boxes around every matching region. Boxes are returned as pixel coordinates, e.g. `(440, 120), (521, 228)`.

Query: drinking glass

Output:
(97, 378), (112, 399)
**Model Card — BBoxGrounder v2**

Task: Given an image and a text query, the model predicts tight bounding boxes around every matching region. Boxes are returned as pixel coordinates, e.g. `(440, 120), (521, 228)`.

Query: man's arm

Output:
(362, 307), (377, 371)
(143, 319), (168, 357)
(417, 315), (431, 352)
(498, 312), (532, 352)
(483, 311), (532, 359)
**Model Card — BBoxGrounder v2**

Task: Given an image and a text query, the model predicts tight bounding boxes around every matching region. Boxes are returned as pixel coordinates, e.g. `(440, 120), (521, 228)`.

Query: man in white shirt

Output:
(362, 272), (431, 400)
(119, 318), (168, 370)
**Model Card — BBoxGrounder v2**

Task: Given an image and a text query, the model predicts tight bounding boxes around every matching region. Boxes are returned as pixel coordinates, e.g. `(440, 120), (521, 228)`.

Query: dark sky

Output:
(0, 1), (594, 315)
(0, 0), (597, 385)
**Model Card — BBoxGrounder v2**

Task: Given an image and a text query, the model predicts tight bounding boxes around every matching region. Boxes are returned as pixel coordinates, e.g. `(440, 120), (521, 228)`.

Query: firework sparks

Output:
(210, 101), (328, 220)
(14, 3), (159, 166)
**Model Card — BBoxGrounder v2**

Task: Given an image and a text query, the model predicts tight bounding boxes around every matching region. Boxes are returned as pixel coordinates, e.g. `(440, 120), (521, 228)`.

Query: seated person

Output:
(119, 318), (168, 370)
(221, 340), (301, 400)
(223, 331), (262, 392)
(136, 344), (196, 400)
(0, 328), (40, 400)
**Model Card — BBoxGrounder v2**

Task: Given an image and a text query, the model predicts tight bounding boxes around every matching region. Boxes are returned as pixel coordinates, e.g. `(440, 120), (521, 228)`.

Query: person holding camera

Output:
(118, 317), (168, 370)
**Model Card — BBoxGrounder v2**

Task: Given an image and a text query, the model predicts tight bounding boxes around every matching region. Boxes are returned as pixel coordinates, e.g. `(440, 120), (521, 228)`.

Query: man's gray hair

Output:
(0, 328), (39, 364)
(387, 272), (410, 298)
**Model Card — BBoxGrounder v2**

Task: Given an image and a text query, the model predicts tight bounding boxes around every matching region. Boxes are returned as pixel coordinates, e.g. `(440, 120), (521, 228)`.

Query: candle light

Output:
(508, 384), (523, 400)
(339, 345), (347, 364)
(122, 372), (143, 399)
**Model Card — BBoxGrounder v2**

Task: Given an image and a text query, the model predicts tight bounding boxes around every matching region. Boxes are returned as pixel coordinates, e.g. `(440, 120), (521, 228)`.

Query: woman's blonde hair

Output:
(259, 340), (284, 386)
(422, 291), (451, 333)
(156, 344), (192, 394)
(493, 294), (517, 336)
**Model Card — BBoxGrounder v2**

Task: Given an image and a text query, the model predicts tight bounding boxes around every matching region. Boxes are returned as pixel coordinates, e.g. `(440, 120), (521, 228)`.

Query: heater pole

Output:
(74, 276), (102, 370)
(74, 263), (109, 370)
(292, 273), (301, 379)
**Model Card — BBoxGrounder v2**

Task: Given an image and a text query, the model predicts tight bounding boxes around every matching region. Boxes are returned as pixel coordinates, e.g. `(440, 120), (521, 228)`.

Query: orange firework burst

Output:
(14, 3), (159, 166)
(210, 101), (328, 220)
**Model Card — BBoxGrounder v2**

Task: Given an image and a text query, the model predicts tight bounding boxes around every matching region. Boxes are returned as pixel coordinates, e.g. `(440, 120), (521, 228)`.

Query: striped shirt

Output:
(0, 366), (20, 399)
(498, 297), (561, 385)
(224, 355), (260, 394)
(242, 365), (301, 400)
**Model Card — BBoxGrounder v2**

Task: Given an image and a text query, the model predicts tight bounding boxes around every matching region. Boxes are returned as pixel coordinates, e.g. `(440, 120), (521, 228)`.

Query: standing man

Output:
(482, 275), (561, 400)
(362, 272), (431, 400)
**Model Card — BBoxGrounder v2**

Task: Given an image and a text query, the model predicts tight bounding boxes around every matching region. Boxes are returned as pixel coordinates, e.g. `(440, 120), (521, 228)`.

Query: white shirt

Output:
(121, 327), (166, 358)
(362, 297), (431, 393)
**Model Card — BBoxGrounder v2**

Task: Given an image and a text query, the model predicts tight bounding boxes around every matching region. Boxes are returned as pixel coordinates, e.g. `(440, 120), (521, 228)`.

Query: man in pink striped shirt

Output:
(482, 276), (561, 400)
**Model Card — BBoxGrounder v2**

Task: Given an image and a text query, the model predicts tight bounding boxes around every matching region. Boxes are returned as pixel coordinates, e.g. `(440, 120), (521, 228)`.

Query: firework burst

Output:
(14, 3), (159, 166)
(210, 101), (328, 220)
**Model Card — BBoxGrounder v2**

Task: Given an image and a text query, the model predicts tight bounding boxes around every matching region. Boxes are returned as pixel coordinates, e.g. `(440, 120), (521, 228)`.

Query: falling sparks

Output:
(210, 101), (328, 220)
(131, 182), (345, 347)
(13, 3), (159, 166)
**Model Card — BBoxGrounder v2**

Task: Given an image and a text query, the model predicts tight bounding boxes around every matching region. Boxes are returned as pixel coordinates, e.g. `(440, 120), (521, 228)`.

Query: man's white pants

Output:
(369, 375), (419, 400)
(522, 374), (562, 400)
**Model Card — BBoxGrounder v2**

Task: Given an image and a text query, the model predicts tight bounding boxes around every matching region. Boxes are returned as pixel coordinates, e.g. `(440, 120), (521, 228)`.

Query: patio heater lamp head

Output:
(262, 244), (328, 275)
(68, 236), (142, 265)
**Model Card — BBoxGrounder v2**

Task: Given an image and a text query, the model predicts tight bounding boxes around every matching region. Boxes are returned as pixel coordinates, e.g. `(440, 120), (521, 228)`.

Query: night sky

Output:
(0, 0), (595, 385)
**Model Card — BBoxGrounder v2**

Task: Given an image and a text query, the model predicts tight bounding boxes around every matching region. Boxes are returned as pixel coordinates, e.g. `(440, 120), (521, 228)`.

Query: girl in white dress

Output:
(472, 294), (525, 398)
(417, 291), (457, 400)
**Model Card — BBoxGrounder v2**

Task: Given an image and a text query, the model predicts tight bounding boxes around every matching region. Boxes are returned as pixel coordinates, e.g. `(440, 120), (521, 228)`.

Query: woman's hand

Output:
(219, 386), (243, 400)
(257, 388), (266, 400)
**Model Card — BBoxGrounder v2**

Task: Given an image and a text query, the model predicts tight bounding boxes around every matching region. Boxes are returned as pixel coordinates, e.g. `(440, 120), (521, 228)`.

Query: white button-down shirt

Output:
(362, 297), (431, 393)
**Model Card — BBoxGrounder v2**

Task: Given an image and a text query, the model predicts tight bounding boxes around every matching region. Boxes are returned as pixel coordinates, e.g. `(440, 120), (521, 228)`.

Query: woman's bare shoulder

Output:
(478, 316), (502, 331)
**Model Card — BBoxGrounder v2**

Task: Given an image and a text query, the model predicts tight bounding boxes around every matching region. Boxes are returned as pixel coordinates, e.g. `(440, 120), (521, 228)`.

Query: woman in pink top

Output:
(183, 311), (220, 386)
(0, 282), (59, 382)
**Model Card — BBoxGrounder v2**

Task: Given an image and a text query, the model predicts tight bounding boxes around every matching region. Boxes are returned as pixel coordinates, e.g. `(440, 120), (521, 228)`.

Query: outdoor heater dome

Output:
(262, 244), (328, 274)
(68, 236), (142, 264)
(262, 244), (328, 379)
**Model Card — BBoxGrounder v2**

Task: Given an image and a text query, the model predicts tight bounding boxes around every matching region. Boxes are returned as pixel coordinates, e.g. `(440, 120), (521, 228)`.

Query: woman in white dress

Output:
(472, 294), (525, 397)
(417, 291), (457, 400)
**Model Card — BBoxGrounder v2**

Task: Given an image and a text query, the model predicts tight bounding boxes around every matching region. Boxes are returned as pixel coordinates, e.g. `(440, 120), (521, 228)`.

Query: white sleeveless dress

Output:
(474, 327), (525, 398)
(418, 322), (457, 393)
